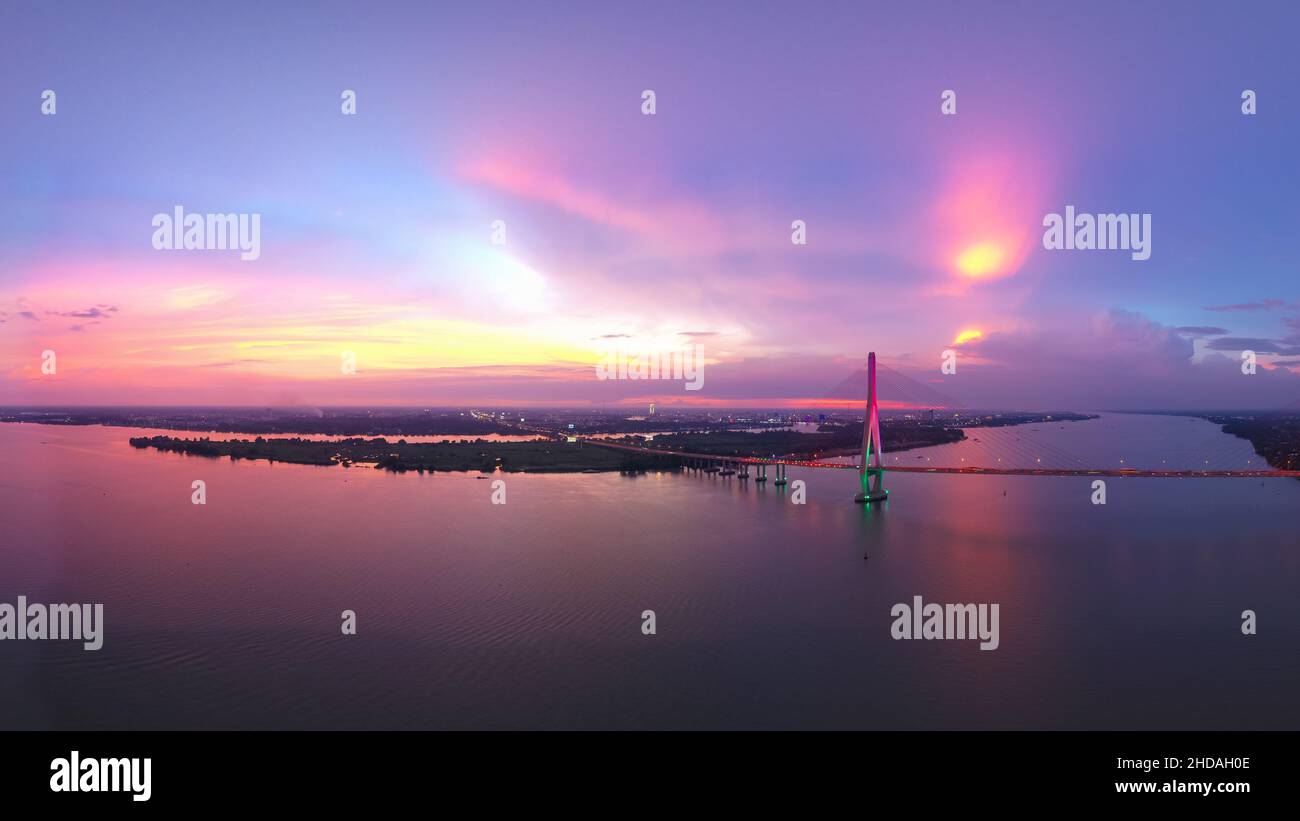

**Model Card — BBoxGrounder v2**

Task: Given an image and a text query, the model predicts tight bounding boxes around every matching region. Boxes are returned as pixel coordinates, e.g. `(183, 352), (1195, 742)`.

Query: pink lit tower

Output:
(855, 352), (888, 503)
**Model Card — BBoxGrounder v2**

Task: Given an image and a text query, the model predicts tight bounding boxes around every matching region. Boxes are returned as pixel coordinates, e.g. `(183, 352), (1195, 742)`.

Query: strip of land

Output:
(1207, 414), (1300, 472)
(602, 412), (1096, 459)
(127, 431), (964, 473)
(126, 412), (1097, 473)
(128, 436), (647, 473)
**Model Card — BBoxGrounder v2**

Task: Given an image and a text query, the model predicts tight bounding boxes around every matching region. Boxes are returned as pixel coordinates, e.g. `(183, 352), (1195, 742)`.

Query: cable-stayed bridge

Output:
(571, 352), (1300, 502)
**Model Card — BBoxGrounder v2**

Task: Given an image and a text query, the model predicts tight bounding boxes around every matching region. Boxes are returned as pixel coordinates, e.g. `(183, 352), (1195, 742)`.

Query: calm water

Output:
(0, 414), (1296, 729)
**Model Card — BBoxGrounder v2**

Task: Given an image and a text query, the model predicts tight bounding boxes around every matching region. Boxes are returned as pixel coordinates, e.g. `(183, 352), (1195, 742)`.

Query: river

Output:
(0, 413), (1295, 729)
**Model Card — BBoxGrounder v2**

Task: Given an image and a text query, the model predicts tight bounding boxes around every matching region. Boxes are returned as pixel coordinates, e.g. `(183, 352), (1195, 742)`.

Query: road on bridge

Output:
(579, 438), (1300, 480)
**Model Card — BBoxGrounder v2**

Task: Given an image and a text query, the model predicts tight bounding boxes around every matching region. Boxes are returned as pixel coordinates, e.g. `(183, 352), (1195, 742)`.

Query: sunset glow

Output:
(954, 243), (1007, 278)
(1, 3), (1297, 411)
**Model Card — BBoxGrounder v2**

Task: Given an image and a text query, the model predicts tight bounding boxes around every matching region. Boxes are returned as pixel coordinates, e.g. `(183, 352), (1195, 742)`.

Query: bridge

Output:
(581, 440), (1300, 481)
(528, 352), (1300, 503)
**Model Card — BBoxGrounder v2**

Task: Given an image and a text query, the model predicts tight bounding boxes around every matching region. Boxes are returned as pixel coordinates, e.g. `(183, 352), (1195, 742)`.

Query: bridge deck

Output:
(582, 439), (1300, 479)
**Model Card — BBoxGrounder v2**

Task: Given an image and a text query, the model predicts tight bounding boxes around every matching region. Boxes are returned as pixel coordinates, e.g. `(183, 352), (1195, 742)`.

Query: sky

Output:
(1, 0), (1298, 410)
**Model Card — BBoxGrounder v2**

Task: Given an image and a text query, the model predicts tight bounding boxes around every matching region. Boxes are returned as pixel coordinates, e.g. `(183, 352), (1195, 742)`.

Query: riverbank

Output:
(127, 435), (666, 473)
(124, 411), (1098, 473)
(1206, 414), (1300, 472)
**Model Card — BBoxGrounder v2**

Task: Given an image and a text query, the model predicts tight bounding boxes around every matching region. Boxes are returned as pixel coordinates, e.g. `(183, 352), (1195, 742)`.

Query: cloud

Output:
(198, 358), (270, 368)
(1204, 337), (1300, 356)
(1204, 299), (1290, 312)
(46, 305), (118, 320)
(1200, 317), (1300, 356)
(460, 156), (734, 255)
(939, 309), (1300, 409)
(1173, 326), (1227, 336)
(0, 307), (43, 323)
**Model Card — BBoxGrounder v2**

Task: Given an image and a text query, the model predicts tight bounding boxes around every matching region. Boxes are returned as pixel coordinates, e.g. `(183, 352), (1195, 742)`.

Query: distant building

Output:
(649, 402), (656, 415)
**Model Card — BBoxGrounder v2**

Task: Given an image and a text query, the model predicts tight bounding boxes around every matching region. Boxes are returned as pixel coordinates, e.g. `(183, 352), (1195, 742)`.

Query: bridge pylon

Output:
(855, 351), (888, 504)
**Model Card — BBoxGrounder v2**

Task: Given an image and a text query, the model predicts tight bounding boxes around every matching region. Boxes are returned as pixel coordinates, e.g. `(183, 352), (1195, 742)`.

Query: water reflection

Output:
(0, 415), (1296, 730)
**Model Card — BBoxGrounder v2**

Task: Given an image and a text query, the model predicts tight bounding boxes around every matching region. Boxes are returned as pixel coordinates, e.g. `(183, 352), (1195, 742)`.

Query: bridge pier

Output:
(738, 464), (750, 479)
(774, 463), (787, 486)
(755, 464), (767, 482)
(854, 468), (888, 503)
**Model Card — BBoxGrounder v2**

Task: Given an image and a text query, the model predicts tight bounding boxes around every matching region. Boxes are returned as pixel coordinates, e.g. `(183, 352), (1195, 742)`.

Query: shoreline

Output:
(119, 411), (1102, 475)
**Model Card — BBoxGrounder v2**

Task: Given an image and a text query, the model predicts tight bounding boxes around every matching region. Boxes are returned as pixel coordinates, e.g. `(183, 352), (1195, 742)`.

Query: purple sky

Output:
(1, 0), (1298, 409)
